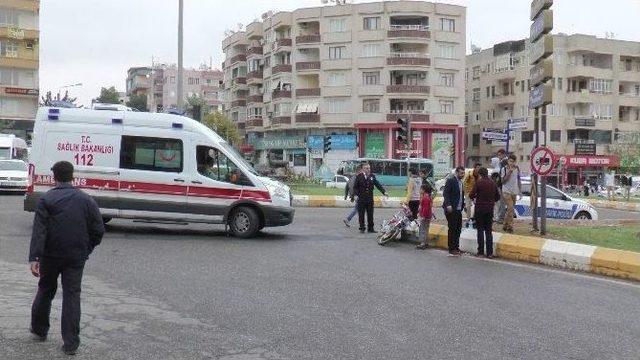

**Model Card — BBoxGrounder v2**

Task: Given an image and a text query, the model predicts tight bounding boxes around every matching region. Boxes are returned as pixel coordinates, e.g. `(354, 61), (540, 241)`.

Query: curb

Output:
(402, 225), (640, 282)
(293, 195), (640, 212)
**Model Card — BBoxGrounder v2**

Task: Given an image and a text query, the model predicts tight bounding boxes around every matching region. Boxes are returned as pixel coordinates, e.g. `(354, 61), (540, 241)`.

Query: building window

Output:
(589, 104), (613, 119)
(361, 43), (381, 58)
(472, 66), (480, 79)
(439, 100), (454, 114)
(472, 88), (480, 101)
(327, 71), (348, 86)
(329, 18), (347, 32)
(486, 86), (490, 98)
(120, 136), (183, 173)
(439, 72), (454, 87)
(437, 42), (456, 59)
(363, 17), (380, 30)
(521, 80), (525, 93)
(474, 113), (480, 124)
(293, 153), (307, 167)
(521, 131), (534, 143)
(326, 97), (350, 113)
(441, 18), (455, 32)
(362, 99), (380, 113)
(362, 71), (380, 85)
(472, 133), (480, 147)
(329, 46), (346, 59)
(557, 77), (563, 90)
(589, 79), (613, 94)
(170, 76), (176, 84)
(550, 130), (561, 142)
(0, 40), (18, 57)
(0, 8), (19, 27)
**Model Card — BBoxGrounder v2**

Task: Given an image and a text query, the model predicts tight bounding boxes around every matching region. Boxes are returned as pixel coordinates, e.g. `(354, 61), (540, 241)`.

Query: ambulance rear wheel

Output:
(229, 206), (259, 238)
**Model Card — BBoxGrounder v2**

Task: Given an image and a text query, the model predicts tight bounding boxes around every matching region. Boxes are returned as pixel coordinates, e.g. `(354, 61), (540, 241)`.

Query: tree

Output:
(40, 90), (78, 107)
(126, 94), (148, 112)
(186, 94), (207, 121)
(611, 142), (640, 173)
(95, 86), (120, 104)
(202, 111), (241, 145)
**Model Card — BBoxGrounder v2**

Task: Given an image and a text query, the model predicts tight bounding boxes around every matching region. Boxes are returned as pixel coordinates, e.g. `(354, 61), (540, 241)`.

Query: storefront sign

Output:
(529, 35), (553, 65)
(307, 134), (356, 150)
(529, 59), (553, 87)
(4, 87), (39, 96)
(482, 131), (508, 141)
(530, 0), (553, 20)
(575, 117), (596, 127)
(432, 133), (453, 177)
(530, 9), (553, 42)
(251, 136), (305, 150)
(555, 155), (620, 168)
(529, 83), (553, 109)
(364, 132), (385, 158)
(574, 142), (596, 155)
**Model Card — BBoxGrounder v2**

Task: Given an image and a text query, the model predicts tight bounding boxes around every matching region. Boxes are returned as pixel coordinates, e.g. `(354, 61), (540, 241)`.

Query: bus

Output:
(337, 158), (434, 186)
(0, 134), (28, 161)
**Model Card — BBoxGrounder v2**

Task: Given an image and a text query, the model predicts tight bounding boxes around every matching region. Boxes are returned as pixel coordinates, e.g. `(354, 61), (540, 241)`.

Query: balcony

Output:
(272, 89), (292, 100)
(247, 94), (263, 103)
(387, 110), (430, 123)
(237, 122), (246, 130)
(247, 70), (263, 82)
(274, 38), (293, 52)
(272, 116), (292, 126)
(0, 27), (39, 41)
(231, 77), (247, 87)
(387, 25), (430, 39)
(246, 116), (264, 128)
(296, 88), (320, 97)
(229, 54), (247, 64)
(272, 64), (292, 75)
(387, 85), (430, 94)
(231, 99), (246, 108)
(246, 46), (263, 56)
(387, 53), (431, 66)
(295, 61), (321, 71)
(495, 93), (516, 105)
(296, 114), (320, 123)
(296, 34), (321, 44)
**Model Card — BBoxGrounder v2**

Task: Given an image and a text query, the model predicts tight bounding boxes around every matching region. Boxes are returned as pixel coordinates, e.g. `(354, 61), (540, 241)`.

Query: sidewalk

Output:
(0, 260), (277, 359)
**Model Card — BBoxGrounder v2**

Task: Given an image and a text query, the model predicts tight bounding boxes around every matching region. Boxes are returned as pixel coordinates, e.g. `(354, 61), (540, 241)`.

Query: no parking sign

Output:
(530, 146), (555, 176)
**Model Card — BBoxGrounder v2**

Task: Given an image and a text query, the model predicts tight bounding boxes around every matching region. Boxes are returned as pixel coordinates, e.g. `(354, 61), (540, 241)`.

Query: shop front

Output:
(355, 123), (464, 178)
(553, 154), (620, 187)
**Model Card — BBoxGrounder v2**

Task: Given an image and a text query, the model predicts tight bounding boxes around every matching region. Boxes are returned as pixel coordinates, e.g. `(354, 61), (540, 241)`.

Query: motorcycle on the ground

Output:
(377, 204), (419, 246)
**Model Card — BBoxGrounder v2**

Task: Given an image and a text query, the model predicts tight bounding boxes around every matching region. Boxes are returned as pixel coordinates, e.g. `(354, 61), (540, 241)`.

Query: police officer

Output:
(29, 161), (105, 356)
(352, 162), (388, 233)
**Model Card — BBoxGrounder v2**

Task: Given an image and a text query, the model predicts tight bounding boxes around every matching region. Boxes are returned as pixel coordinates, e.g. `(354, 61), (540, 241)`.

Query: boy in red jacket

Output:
(416, 183), (434, 250)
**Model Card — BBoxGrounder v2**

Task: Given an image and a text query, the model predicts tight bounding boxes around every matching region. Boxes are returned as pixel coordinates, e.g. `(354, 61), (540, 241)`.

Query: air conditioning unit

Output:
(25, 41), (34, 50)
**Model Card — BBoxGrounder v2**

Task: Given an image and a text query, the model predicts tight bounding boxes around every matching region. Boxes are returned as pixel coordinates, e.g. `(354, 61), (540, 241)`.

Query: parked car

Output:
(516, 182), (598, 220)
(326, 175), (349, 189)
(0, 159), (29, 193)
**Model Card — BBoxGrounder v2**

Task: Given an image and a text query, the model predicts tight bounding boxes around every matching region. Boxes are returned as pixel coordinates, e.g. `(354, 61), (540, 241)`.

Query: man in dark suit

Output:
(29, 161), (105, 355)
(352, 162), (388, 234)
(442, 166), (466, 256)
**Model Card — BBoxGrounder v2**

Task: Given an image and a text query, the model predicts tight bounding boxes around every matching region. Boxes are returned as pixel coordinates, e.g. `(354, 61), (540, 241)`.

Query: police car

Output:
(516, 182), (598, 220)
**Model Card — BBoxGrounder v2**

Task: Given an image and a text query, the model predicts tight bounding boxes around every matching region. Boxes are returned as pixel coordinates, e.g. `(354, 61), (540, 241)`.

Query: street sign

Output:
(530, 58), (553, 87)
(508, 117), (528, 131)
(529, 35), (553, 65)
(529, 83), (553, 109)
(482, 131), (508, 141)
(530, 9), (553, 42)
(575, 117), (596, 127)
(530, 0), (553, 20)
(575, 142), (597, 155)
(531, 146), (556, 176)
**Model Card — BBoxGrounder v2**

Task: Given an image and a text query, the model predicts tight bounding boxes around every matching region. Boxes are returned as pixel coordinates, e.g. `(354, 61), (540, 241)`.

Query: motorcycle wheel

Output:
(377, 228), (399, 246)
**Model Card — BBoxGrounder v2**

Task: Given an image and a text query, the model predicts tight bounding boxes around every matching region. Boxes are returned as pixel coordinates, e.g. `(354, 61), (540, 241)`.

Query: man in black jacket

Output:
(29, 161), (104, 356)
(352, 163), (387, 233)
(442, 166), (466, 256)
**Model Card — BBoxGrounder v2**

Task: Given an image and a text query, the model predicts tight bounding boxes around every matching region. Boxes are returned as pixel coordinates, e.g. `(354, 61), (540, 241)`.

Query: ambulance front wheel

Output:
(229, 206), (260, 238)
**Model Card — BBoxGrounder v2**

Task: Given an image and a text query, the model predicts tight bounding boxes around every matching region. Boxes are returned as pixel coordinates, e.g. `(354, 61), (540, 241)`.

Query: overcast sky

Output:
(40, 0), (640, 107)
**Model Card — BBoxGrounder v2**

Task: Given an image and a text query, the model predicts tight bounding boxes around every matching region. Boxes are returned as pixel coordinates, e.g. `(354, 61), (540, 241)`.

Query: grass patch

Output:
(288, 184), (407, 197)
(548, 225), (640, 252)
(571, 195), (640, 203)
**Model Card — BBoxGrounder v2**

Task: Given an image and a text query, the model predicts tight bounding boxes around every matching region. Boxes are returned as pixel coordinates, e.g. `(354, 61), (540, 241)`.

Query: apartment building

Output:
(0, 0), (39, 141)
(126, 64), (223, 113)
(221, 1), (466, 176)
(465, 34), (640, 185)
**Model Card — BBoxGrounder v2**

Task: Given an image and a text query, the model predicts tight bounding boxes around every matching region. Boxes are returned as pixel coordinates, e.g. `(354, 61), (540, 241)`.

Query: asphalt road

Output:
(0, 195), (638, 360)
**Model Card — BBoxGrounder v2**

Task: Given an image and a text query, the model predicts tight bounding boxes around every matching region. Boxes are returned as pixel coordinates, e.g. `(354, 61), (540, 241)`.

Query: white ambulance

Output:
(25, 107), (294, 238)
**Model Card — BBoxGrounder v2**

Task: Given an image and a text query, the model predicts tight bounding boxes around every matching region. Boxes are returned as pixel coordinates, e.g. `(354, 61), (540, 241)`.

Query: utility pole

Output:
(177, 0), (184, 111)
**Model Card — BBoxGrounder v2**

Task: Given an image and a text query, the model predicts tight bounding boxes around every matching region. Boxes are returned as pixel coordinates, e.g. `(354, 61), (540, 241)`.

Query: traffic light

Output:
(396, 118), (410, 144)
(323, 136), (332, 153)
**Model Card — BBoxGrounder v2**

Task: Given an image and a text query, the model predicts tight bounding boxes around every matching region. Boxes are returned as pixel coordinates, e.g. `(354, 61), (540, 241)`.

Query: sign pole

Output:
(540, 106), (548, 235)
(532, 108), (539, 231)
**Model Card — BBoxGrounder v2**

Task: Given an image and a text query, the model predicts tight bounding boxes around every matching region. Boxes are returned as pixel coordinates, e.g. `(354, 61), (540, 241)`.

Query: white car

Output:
(326, 175), (349, 189)
(0, 159), (29, 192)
(516, 182), (598, 220)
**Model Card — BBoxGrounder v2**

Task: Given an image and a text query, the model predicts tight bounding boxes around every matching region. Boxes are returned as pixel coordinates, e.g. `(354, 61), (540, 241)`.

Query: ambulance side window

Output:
(120, 136), (183, 172)
(196, 146), (252, 186)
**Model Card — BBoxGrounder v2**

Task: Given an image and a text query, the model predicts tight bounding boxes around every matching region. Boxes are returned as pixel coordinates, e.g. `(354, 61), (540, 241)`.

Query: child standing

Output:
(416, 183), (434, 250)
